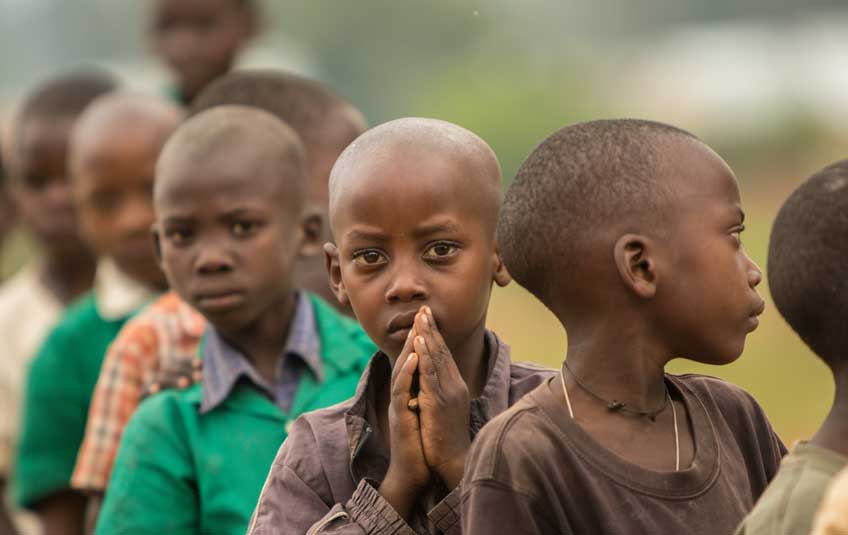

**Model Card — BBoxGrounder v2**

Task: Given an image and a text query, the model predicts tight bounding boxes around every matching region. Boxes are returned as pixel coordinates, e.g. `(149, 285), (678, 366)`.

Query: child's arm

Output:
(247, 417), (418, 535)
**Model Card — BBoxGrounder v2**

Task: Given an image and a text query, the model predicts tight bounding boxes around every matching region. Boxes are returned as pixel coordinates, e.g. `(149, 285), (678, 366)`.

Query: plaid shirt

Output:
(200, 292), (322, 415)
(72, 291), (206, 493)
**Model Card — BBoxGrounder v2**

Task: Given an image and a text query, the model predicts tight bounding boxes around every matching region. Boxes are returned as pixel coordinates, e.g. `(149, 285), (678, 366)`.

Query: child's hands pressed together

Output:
(413, 306), (471, 490)
(379, 325), (431, 519)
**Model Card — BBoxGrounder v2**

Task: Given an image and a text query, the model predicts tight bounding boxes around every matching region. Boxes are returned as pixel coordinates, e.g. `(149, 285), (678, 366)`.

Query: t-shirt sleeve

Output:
(72, 323), (158, 493)
(462, 479), (558, 535)
(94, 394), (198, 535)
(461, 407), (564, 535)
(14, 326), (88, 508)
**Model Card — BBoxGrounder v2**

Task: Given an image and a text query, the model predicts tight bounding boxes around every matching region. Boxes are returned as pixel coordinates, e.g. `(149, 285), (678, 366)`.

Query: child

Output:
(94, 106), (375, 535)
(735, 160), (848, 535)
(247, 118), (556, 535)
(462, 119), (785, 535)
(149, 0), (257, 105)
(14, 93), (181, 534)
(72, 70), (366, 512)
(0, 69), (116, 535)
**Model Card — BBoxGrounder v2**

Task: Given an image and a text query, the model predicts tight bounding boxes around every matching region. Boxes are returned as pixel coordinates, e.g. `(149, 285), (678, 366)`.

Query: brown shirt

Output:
(248, 331), (556, 535)
(462, 374), (786, 535)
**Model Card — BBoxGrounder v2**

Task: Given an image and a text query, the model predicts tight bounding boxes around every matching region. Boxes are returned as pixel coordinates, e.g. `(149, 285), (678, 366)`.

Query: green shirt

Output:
(96, 295), (376, 535)
(14, 293), (133, 508)
(736, 442), (848, 535)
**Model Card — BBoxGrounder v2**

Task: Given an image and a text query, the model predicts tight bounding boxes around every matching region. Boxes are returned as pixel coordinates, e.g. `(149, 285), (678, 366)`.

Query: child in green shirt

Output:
(95, 106), (375, 535)
(15, 93), (182, 533)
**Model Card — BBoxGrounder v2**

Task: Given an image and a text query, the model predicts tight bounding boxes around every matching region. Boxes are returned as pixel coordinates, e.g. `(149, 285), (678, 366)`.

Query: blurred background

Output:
(2, 0), (847, 443)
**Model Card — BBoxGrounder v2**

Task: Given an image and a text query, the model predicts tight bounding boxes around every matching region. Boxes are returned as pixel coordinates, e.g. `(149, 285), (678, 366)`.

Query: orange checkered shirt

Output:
(71, 291), (206, 493)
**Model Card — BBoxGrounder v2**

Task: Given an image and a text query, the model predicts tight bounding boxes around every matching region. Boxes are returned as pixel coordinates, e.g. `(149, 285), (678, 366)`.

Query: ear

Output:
(150, 223), (163, 267)
(297, 210), (323, 259)
(613, 234), (657, 299)
(492, 241), (512, 288)
(323, 242), (349, 306)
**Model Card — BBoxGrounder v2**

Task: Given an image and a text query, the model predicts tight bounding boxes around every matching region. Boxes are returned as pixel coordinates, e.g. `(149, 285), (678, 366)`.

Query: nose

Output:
(747, 257), (763, 288)
(43, 177), (73, 210)
(385, 262), (428, 304)
(194, 238), (234, 276)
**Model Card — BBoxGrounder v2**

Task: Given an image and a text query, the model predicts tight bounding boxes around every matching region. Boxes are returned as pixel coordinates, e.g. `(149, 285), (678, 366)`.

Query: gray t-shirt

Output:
(736, 442), (847, 535)
(462, 374), (786, 535)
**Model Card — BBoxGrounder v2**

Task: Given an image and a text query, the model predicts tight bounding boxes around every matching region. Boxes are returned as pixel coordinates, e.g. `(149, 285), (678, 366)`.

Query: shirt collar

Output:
(199, 292), (323, 414)
(344, 330), (512, 481)
(93, 257), (157, 321)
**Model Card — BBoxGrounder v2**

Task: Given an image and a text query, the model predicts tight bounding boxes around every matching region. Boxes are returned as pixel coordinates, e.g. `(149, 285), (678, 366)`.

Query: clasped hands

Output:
(378, 306), (471, 519)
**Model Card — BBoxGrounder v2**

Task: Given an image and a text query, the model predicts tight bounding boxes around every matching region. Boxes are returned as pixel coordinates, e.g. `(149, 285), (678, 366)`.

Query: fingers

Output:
(391, 325), (418, 384)
(413, 306), (459, 392)
(391, 352), (419, 407)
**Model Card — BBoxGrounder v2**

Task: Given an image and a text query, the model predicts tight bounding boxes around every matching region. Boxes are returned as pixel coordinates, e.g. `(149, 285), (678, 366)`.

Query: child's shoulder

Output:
(671, 373), (766, 419)
(467, 380), (556, 481)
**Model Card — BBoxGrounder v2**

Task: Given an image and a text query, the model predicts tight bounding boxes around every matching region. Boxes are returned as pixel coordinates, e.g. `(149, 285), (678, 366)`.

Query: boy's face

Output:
(12, 117), (88, 253)
(328, 150), (507, 361)
(150, 0), (253, 103)
(654, 143), (764, 364)
(155, 153), (315, 332)
(73, 129), (165, 289)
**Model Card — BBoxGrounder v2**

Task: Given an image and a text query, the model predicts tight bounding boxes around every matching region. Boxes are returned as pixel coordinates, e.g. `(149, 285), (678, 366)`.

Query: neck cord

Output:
(560, 370), (680, 472)
(562, 360), (669, 420)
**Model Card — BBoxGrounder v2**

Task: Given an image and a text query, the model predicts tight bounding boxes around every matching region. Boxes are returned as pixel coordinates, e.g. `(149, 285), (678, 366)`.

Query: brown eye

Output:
(231, 221), (258, 237)
(423, 242), (459, 259)
(352, 250), (386, 266)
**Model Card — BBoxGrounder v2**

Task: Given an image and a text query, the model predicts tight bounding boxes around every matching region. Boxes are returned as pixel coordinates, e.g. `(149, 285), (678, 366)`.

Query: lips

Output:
(193, 289), (247, 312)
(387, 310), (417, 333)
(751, 298), (766, 317)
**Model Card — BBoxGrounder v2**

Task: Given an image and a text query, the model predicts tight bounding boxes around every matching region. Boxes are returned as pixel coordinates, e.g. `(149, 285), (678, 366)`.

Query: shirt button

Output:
(285, 420), (294, 434)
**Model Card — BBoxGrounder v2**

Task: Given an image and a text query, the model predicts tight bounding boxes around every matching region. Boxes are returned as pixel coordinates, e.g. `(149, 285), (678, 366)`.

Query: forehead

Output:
(156, 148), (290, 212)
(17, 117), (73, 166)
(331, 146), (495, 239)
(75, 127), (164, 178)
(665, 138), (741, 218)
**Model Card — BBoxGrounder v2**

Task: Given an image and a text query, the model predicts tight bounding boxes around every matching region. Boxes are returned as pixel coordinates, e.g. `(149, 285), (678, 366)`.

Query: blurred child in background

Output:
(14, 93), (181, 535)
(149, 0), (257, 105)
(0, 71), (115, 535)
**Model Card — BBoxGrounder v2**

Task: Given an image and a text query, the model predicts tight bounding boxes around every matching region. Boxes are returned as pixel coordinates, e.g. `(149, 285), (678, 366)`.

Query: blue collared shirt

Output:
(199, 293), (323, 415)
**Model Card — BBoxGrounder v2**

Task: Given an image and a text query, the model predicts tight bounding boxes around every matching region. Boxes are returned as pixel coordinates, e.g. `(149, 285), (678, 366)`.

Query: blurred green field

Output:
(486, 160), (838, 446)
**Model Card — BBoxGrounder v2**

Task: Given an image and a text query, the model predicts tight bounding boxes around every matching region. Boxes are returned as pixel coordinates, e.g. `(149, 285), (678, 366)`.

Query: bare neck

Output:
(560, 313), (671, 411)
(811, 364), (848, 458)
(40, 248), (96, 305)
(218, 292), (298, 384)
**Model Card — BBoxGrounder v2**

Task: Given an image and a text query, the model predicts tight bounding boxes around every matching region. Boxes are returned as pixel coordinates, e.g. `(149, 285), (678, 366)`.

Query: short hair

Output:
(188, 70), (365, 150)
(768, 160), (848, 367)
(15, 69), (118, 129)
(497, 119), (698, 305)
(156, 105), (306, 208)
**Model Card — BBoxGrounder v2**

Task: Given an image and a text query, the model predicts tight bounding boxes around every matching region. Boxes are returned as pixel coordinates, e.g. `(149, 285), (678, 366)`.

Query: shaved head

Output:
(69, 92), (183, 178)
(155, 105), (306, 210)
(329, 117), (502, 236)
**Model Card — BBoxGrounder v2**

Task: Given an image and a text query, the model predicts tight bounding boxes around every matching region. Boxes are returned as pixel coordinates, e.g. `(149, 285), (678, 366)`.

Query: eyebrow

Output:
(343, 221), (462, 243)
(411, 221), (462, 239)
